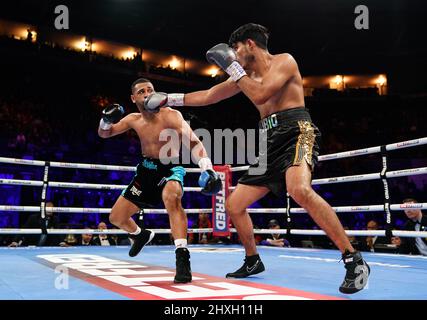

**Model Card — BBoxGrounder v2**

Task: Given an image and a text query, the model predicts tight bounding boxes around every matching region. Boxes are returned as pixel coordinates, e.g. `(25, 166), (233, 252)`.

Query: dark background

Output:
(1, 0), (427, 93)
(0, 0), (426, 248)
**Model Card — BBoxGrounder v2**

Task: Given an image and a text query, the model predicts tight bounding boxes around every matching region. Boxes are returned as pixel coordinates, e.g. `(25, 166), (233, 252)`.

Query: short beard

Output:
(245, 53), (255, 65)
(136, 102), (145, 113)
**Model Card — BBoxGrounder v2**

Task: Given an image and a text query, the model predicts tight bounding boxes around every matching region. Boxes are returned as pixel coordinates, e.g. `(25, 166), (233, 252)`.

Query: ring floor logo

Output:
(37, 254), (343, 300)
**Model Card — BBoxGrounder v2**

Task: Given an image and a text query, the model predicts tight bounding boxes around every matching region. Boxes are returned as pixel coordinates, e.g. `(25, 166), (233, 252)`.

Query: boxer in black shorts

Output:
(121, 157), (186, 208)
(146, 23), (370, 293)
(98, 78), (221, 283)
(239, 107), (321, 198)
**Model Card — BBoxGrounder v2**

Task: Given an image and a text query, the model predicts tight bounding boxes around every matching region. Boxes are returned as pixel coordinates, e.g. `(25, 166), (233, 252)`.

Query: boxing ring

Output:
(1, 136), (427, 300)
(1, 245), (427, 300)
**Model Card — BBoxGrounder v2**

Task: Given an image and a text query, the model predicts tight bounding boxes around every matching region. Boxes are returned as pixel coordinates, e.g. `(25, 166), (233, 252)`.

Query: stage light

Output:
(376, 75), (386, 86)
(122, 50), (136, 59)
(334, 75), (344, 85)
(207, 67), (219, 77)
(169, 57), (180, 70)
(75, 37), (90, 51)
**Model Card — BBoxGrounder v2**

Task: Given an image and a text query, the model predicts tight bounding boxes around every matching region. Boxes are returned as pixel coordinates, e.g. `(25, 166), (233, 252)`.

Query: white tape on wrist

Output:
(226, 61), (247, 82)
(198, 157), (213, 171)
(99, 118), (112, 130)
(167, 93), (185, 106)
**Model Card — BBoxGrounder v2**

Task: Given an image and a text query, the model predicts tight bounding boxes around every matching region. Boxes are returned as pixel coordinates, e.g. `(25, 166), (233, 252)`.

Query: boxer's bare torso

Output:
(185, 52), (305, 119)
(246, 53), (305, 118)
(100, 107), (183, 159)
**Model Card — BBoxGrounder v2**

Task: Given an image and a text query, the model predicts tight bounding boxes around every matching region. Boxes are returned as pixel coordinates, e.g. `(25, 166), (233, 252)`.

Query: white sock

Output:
(174, 238), (187, 249)
(130, 226), (141, 235)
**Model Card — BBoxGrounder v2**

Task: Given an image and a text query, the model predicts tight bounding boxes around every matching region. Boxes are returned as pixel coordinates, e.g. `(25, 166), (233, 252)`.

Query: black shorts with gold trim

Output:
(121, 156), (186, 208)
(238, 107), (321, 197)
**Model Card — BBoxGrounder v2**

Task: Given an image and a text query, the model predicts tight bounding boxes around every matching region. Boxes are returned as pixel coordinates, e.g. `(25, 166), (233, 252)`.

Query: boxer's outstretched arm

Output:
(184, 78), (241, 106)
(98, 114), (132, 138)
(236, 54), (296, 105)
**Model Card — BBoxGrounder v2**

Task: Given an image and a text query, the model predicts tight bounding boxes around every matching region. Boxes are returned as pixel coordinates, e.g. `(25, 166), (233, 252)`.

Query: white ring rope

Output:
(225, 137), (427, 171)
(0, 137), (426, 172)
(319, 137), (427, 161)
(248, 229), (427, 238)
(0, 228), (426, 238)
(0, 157), (202, 173)
(0, 228), (212, 235)
(2, 166), (425, 190)
(313, 167), (427, 185)
(226, 167), (427, 191)
(0, 206), (212, 214)
(0, 179), (203, 192)
(1, 136), (426, 239)
(1, 203), (426, 214)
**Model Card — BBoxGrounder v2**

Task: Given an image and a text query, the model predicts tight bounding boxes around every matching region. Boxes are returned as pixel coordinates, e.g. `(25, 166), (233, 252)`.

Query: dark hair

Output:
(131, 78), (151, 93)
(403, 198), (418, 203)
(268, 219), (280, 228)
(229, 23), (269, 49)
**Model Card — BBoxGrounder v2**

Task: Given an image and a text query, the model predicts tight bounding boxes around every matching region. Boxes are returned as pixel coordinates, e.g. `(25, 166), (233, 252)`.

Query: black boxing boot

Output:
(174, 248), (192, 283)
(128, 229), (155, 257)
(339, 250), (370, 294)
(226, 254), (265, 278)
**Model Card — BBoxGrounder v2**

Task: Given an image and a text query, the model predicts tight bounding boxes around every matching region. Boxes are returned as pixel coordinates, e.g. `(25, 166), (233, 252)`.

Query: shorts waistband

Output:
(258, 107), (311, 130)
(139, 156), (180, 170)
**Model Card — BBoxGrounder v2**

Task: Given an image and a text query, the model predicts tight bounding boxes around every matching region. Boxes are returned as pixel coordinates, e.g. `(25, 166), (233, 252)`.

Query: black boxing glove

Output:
(206, 43), (247, 82)
(197, 158), (222, 195)
(100, 104), (124, 130)
(198, 169), (222, 196)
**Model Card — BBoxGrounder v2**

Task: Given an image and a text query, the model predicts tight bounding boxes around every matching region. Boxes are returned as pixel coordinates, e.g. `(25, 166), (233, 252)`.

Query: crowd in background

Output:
(1, 34), (426, 255)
